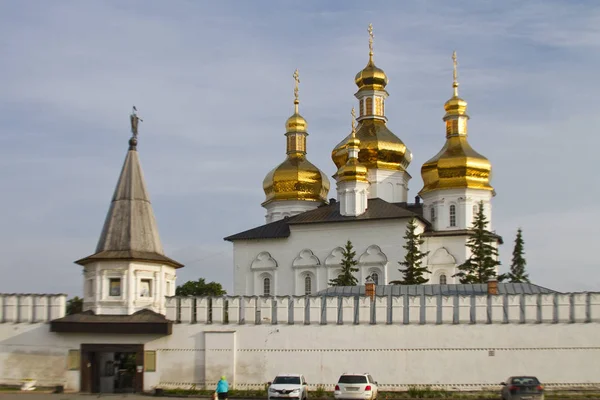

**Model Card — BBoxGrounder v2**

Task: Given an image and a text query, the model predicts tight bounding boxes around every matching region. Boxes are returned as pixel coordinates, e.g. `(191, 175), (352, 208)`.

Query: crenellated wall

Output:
(0, 294), (67, 323)
(1, 292), (599, 392)
(164, 292), (600, 325)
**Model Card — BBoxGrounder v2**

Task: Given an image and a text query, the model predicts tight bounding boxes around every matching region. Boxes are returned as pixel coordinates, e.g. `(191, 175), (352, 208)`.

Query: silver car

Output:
(501, 376), (545, 400)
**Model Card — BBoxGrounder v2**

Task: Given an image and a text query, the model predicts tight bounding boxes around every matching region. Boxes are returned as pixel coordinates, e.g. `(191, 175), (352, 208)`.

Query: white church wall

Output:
(2, 292), (600, 392)
(421, 188), (493, 232)
(232, 219), (428, 296)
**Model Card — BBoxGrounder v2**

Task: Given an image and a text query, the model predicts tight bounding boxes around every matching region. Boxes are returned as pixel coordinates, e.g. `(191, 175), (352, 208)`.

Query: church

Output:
(225, 26), (500, 296)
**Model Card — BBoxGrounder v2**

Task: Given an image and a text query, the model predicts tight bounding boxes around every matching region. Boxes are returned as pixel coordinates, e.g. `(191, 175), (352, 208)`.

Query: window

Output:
(338, 375), (368, 384)
(360, 99), (365, 116)
(109, 278), (121, 297)
(304, 275), (312, 295)
(67, 349), (80, 371)
(371, 273), (379, 285)
(87, 280), (94, 297)
(263, 277), (271, 296)
(439, 274), (447, 285)
(430, 207), (435, 221)
(449, 205), (456, 227)
(144, 351), (157, 372)
(166, 281), (171, 296)
(140, 279), (152, 297)
(273, 376), (301, 385)
(365, 97), (373, 115)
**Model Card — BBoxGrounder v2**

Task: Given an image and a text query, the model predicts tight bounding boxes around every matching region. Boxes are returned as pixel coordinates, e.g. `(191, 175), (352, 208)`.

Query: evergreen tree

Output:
(329, 240), (359, 286)
(453, 201), (500, 283)
(390, 218), (430, 285)
(500, 228), (529, 283)
(66, 296), (83, 315)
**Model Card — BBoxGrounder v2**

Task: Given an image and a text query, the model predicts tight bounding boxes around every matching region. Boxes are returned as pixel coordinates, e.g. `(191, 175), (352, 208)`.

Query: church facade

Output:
(226, 32), (498, 296)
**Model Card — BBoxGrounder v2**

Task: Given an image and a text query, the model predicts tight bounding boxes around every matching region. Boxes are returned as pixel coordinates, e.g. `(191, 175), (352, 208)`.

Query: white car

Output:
(267, 373), (309, 400)
(334, 373), (378, 400)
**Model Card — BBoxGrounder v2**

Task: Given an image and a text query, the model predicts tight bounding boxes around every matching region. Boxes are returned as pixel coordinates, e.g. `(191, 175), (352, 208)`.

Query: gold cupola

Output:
(335, 108), (368, 183)
(420, 51), (494, 195)
(332, 24), (412, 173)
(262, 69), (330, 206)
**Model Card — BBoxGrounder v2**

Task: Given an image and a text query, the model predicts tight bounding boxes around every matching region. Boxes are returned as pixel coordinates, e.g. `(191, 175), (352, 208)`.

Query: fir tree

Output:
(453, 201), (500, 283)
(500, 228), (529, 283)
(390, 218), (430, 285)
(329, 240), (359, 286)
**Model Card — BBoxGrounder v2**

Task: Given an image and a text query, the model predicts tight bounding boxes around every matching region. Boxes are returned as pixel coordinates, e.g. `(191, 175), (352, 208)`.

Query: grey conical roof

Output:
(76, 140), (183, 268)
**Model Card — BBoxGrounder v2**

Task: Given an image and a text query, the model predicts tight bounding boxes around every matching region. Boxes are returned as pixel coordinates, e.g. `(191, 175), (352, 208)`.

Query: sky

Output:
(1, 0), (599, 297)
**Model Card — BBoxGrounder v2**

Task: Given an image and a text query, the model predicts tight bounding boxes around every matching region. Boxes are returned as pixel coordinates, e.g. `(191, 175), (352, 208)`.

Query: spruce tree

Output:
(329, 240), (359, 286)
(500, 228), (529, 283)
(390, 218), (430, 285)
(453, 201), (500, 283)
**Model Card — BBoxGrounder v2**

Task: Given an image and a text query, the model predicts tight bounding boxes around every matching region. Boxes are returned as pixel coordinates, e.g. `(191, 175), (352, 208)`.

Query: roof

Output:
(316, 283), (557, 297)
(224, 198), (425, 241)
(76, 144), (183, 269)
(50, 308), (172, 335)
(422, 229), (504, 244)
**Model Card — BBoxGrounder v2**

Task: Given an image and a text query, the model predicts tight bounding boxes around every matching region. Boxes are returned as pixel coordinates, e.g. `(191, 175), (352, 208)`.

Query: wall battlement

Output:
(166, 292), (600, 325)
(0, 294), (67, 323)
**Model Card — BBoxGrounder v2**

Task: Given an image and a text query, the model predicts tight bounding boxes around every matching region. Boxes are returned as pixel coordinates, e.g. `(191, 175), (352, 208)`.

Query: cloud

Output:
(0, 0), (598, 296)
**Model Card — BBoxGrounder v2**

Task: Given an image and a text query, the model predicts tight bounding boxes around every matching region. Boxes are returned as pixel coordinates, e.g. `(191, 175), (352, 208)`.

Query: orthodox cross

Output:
(351, 107), (357, 137)
(452, 51), (459, 96)
(293, 69), (300, 113)
(368, 23), (374, 57)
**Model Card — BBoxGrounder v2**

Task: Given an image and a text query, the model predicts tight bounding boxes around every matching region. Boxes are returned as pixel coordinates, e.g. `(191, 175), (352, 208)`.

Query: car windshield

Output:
(273, 376), (301, 385)
(339, 375), (368, 384)
(511, 377), (540, 385)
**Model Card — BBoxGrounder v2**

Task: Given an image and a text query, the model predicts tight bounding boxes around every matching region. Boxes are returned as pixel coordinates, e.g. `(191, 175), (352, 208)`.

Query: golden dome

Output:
(355, 24), (388, 92)
(335, 108), (369, 183)
(286, 111), (307, 132)
(355, 59), (388, 92)
(419, 51), (493, 195)
(332, 119), (412, 171)
(262, 157), (330, 205)
(420, 136), (493, 194)
(262, 69), (330, 206)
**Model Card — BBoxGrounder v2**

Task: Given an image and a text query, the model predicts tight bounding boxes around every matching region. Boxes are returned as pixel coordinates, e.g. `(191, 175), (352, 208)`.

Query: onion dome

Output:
(420, 51), (493, 195)
(262, 70), (330, 206)
(332, 24), (412, 172)
(335, 108), (368, 183)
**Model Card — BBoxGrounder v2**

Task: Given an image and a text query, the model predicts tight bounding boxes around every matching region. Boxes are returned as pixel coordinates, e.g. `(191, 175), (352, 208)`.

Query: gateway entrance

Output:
(80, 344), (144, 393)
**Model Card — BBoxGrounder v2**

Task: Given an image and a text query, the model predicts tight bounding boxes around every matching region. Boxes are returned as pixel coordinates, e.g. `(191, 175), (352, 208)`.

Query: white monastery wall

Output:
(1, 293), (600, 392)
(233, 219), (428, 296)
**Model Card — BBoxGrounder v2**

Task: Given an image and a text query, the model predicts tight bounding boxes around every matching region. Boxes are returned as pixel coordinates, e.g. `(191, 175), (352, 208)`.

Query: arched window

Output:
(365, 97), (373, 115)
(430, 207), (435, 221)
(371, 273), (379, 285)
(449, 205), (456, 227)
(304, 275), (312, 295)
(263, 277), (271, 296)
(439, 274), (447, 285)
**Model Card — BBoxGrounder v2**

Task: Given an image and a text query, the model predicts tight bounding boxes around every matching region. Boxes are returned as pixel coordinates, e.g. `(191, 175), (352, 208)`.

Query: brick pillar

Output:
(365, 282), (375, 300)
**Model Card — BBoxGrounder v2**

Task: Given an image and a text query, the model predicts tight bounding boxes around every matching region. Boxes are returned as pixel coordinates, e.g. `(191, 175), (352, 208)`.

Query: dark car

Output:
(500, 376), (544, 400)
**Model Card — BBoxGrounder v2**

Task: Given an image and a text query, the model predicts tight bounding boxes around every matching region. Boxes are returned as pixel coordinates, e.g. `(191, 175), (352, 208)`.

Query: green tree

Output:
(390, 218), (431, 285)
(453, 201), (501, 283)
(329, 240), (359, 286)
(499, 228), (529, 283)
(175, 278), (227, 296)
(66, 296), (83, 315)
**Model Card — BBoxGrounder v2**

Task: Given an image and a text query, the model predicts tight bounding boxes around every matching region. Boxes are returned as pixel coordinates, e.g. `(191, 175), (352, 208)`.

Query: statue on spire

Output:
(368, 23), (374, 59)
(452, 51), (459, 96)
(130, 106), (143, 138)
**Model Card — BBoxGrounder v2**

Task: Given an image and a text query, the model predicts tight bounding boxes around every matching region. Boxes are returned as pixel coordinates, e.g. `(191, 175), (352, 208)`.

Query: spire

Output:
(285, 68), (308, 155)
(443, 51), (469, 137)
(75, 109), (183, 269)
